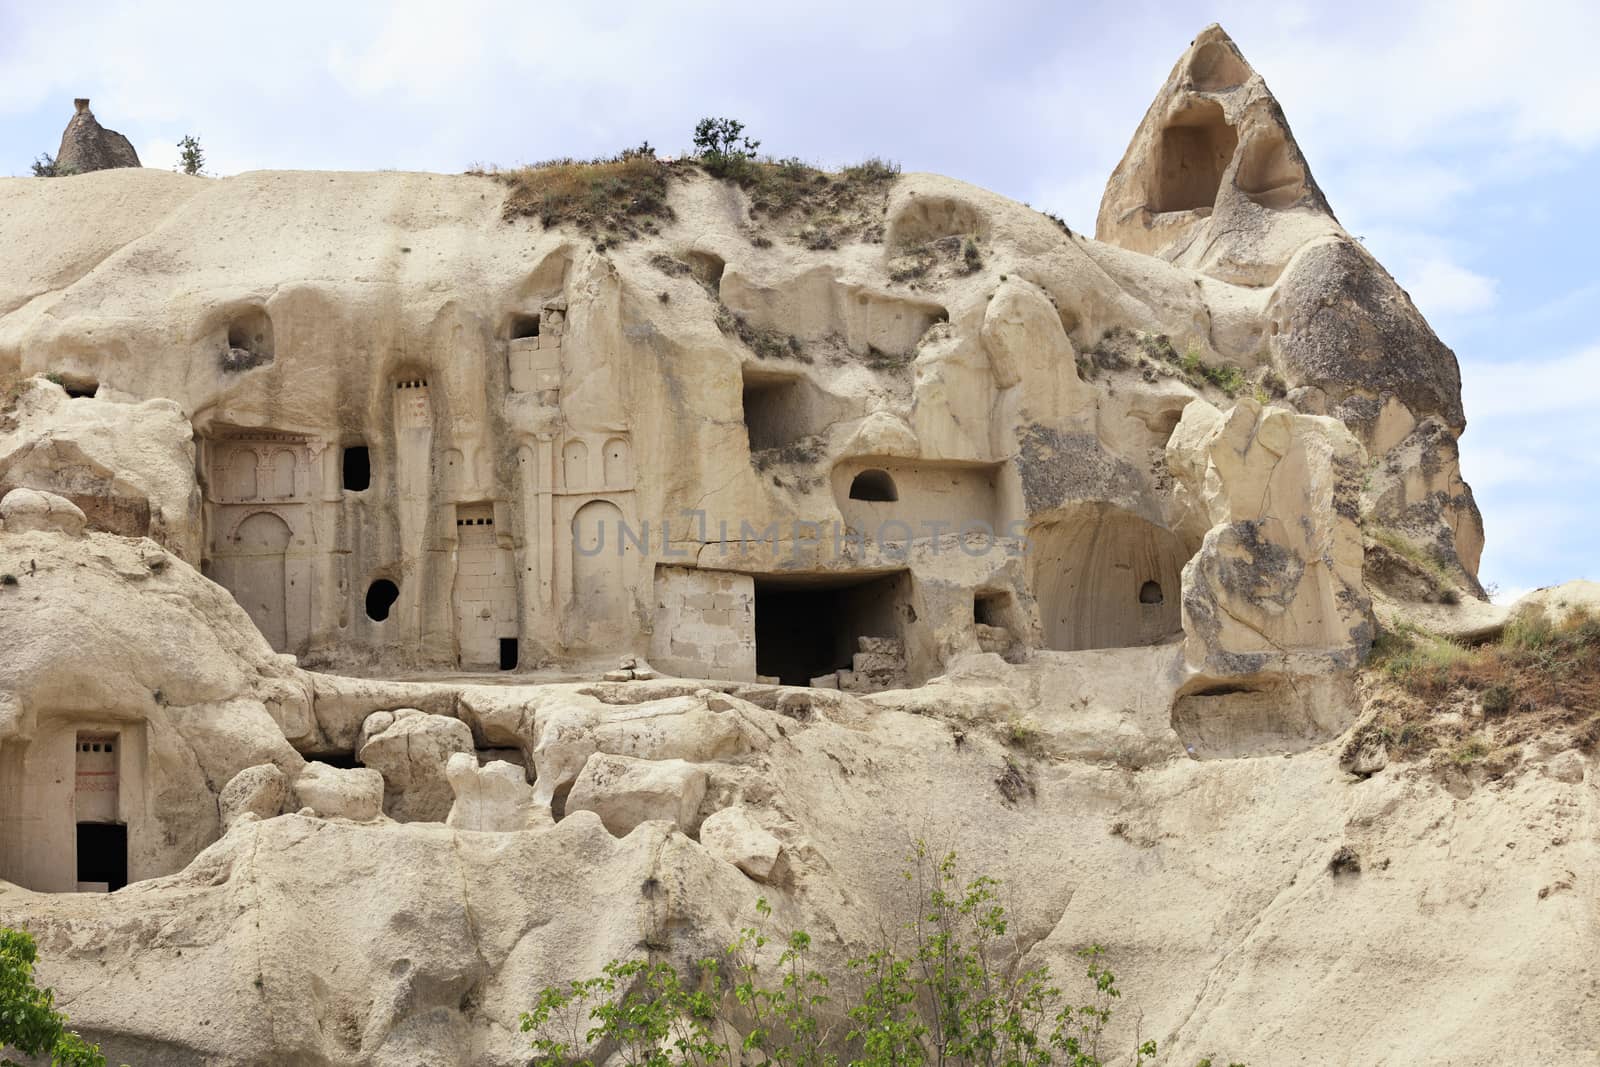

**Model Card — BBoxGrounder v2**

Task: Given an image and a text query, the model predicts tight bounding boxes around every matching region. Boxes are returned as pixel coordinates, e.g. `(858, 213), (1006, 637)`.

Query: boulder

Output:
(289, 762), (384, 822)
(0, 487), (86, 536)
(357, 708), (475, 822)
(699, 806), (782, 881)
(529, 693), (748, 811)
(444, 753), (549, 832)
(219, 764), (288, 829)
(565, 754), (707, 836)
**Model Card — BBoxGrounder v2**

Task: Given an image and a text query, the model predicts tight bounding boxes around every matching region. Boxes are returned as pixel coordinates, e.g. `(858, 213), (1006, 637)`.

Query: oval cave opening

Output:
(365, 578), (399, 622)
(848, 469), (898, 502)
(1139, 580), (1165, 605)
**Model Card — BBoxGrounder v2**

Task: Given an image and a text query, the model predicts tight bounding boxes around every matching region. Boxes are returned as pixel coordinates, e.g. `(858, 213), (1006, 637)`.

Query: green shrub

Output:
(1, 926), (106, 1067)
(694, 117), (761, 179)
(176, 134), (205, 176)
(521, 846), (1241, 1067)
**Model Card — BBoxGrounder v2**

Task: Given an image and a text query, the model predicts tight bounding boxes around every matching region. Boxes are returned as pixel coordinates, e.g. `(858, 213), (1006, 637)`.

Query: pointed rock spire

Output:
(54, 98), (141, 175)
(1096, 25), (1335, 285)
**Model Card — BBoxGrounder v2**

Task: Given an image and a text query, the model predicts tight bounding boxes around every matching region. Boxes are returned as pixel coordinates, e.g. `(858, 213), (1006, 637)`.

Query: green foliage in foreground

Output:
(1, 927), (104, 1067)
(522, 845), (1241, 1067)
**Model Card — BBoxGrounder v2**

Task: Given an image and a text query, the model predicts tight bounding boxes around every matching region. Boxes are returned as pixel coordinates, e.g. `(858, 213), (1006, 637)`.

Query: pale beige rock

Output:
(357, 708), (475, 822)
(565, 754), (708, 836)
(699, 806), (782, 882)
(0, 378), (200, 559)
(1168, 398), (1370, 668)
(527, 692), (749, 813)
(1542, 749), (1586, 785)
(1513, 581), (1600, 627)
(289, 762), (385, 822)
(444, 752), (549, 832)
(0, 22), (1576, 1067)
(220, 763), (289, 828)
(0, 486), (85, 536)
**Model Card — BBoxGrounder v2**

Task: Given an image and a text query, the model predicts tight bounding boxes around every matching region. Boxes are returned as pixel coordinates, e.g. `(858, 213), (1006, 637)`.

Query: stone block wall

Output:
(650, 566), (757, 681)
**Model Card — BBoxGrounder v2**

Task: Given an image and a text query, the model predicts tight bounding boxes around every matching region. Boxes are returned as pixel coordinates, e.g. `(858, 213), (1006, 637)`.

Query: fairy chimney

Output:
(54, 97), (141, 174)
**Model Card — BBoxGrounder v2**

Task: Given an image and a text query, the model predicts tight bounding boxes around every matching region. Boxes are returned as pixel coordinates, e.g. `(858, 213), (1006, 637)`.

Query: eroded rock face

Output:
(1096, 24), (1335, 285)
(0, 378), (200, 559)
(1095, 24), (1482, 594)
(53, 99), (141, 175)
(290, 762), (385, 822)
(1168, 398), (1371, 674)
(0, 486), (85, 536)
(444, 753), (548, 832)
(699, 805), (782, 882)
(565, 754), (708, 836)
(356, 708), (475, 822)
(220, 763), (288, 828)
(0, 23), (1550, 1067)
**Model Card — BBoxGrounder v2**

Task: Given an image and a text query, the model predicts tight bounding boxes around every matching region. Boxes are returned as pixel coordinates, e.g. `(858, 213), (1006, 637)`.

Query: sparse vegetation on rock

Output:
(522, 847), (1237, 1067)
(474, 148), (677, 239)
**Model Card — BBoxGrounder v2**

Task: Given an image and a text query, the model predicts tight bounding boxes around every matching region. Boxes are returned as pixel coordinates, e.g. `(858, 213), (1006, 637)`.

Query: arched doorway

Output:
(1029, 503), (1193, 651)
(230, 511), (292, 650)
(571, 499), (627, 623)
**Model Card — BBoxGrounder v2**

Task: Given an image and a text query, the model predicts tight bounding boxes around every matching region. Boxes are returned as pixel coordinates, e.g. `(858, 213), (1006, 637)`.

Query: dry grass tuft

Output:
(734, 156), (900, 248)
(473, 151), (678, 241)
(1355, 609), (1600, 775)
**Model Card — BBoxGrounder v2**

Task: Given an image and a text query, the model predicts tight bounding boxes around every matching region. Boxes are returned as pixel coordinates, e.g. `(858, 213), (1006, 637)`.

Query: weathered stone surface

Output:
(357, 708), (475, 822)
(565, 754), (708, 836)
(289, 762), (385, 822)
(0, 486), (85, 536)
(444, 753), (549, 832)
(0, 23), (1579, 1067)
(220, 764), (288, 828)
(0, 377), (200, 558)
(53, 99), (141, 174)
(699, 806), (782, 881)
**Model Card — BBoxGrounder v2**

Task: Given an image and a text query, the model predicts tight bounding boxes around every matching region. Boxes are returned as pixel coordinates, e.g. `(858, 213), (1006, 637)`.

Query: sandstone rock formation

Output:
(0, 24), (1586, 1067)
(444, 753), (549, 832)
(53, 99), (141, 174)
(357, 708), (475, 822)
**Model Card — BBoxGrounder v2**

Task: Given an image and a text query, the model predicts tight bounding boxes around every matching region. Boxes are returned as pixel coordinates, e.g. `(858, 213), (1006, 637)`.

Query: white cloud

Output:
(1462, 345), (1600, 419)
(1404, 259), (1499, 318)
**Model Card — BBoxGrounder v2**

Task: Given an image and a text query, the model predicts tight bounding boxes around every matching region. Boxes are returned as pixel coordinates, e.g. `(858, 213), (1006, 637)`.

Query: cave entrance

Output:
(741, 369), (808, 454)
(1149, 100), (1238, 214)
(500, 637), (519, 671)
(1029, 504), (1195, 651)
(342, 444), (371, 491)
(510, 312), (541, 340)
(753, 570), (909, 686)
(75, 823), (127, 892)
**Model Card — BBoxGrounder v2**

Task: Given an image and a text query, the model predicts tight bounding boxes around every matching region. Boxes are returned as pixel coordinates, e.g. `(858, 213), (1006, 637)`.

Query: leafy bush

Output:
(1, 927), (105, 1067)
(694, 118), (761, 179)
(521, 845), (1241, 1067)
(30, 154), (63, 178)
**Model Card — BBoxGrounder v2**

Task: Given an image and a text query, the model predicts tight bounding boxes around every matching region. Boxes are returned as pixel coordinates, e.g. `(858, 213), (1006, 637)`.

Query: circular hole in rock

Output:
(365, 579), (400, 621)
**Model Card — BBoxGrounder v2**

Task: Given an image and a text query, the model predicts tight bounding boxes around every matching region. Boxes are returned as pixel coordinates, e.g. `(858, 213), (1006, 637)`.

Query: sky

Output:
(1, 0), (1595, 599)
